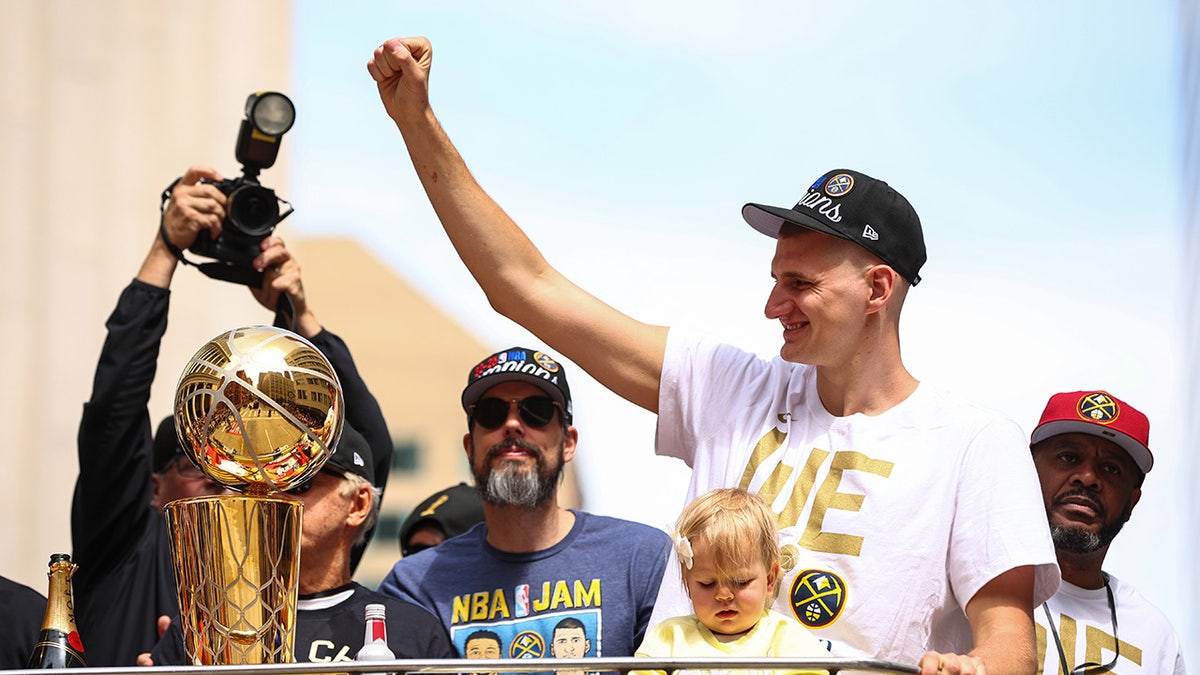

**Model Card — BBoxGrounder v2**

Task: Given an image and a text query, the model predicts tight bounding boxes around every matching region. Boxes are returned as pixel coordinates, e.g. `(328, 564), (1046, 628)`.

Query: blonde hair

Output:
(675, 488), (780, 589)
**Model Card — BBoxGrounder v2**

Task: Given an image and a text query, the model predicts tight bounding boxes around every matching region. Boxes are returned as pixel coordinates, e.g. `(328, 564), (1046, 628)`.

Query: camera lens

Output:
(227, 184), (280, 237)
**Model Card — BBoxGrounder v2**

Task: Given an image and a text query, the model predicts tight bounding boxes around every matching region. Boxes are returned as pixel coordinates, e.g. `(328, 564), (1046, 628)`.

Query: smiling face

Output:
(763, 228), (882, 366)
(684, 538), (779, 639)
(1032, 432), (1142, 555)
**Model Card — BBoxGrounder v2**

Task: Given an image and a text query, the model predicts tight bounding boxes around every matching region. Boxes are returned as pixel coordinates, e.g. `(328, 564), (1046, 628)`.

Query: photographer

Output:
(71, 167), (393, 665)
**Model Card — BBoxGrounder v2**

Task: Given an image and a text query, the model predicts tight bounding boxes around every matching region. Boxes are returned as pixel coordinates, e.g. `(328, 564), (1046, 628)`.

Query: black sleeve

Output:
(306, 328), (393, 493)
(148, 619), (186, 665)
(299, 326), (392, 573)
(72, 280), (171, 581)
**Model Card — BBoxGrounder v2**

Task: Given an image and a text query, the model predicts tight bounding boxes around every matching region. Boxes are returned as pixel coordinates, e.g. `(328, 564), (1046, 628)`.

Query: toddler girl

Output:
(636, 488), (828, 675)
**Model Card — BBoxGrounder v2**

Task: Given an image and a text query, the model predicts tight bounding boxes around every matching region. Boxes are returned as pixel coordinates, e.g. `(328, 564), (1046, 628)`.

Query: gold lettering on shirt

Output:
(575, 578), (602, 607)
(1084, 623), (1142, 668)
(1034, 621), (1051, 674)
(778, 449), (831, 528)
(471, 591), (491, 620)
(742, 426), (894, 557)
(799, 451), (893, 555)
(490, 588), (510, 619)
(1035, 612), (1144, 673)
(739, 427), (789, 490)
(453, 594), (469, 624)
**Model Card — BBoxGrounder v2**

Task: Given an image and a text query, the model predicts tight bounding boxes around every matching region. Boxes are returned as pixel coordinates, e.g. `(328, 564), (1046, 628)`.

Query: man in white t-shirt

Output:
(1029, 391), (1187, 674)
(368, 36), (1059, 674)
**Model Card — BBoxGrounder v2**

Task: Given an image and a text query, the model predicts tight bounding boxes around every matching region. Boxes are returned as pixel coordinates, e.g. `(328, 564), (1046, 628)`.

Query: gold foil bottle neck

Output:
(28, 553), (87, 668)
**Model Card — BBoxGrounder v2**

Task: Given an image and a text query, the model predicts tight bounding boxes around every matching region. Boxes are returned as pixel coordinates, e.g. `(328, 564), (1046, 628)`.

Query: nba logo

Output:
(515, 584), (530, 617)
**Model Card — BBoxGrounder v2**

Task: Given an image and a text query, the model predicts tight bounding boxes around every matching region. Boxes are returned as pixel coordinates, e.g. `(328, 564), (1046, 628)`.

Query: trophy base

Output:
(165, 494), (302, 664)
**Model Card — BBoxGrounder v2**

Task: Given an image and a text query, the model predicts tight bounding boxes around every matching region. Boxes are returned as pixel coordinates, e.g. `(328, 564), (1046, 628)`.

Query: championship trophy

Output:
(165, 325), (343, 664)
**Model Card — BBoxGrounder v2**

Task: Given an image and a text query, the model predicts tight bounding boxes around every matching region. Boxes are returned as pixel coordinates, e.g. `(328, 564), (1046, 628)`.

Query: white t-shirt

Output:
(653, 331), (1060, 665)
(1035, 575), (1187, 674)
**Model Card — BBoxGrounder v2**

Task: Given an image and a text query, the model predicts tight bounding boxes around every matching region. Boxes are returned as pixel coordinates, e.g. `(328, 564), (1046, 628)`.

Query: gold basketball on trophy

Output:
(173, 325), (343, 495)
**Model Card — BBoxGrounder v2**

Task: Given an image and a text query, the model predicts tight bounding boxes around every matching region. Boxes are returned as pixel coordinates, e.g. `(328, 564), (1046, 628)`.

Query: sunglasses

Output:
(287, 468), (347, 495)
(468, 396), (561, 430)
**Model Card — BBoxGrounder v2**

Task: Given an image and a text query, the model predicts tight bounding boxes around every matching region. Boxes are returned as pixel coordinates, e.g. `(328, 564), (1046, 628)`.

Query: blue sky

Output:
(292, 0), (1191, 663)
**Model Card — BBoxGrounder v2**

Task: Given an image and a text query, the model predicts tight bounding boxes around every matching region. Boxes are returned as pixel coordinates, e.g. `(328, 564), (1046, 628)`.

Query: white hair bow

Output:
(669, 525), (694, 570)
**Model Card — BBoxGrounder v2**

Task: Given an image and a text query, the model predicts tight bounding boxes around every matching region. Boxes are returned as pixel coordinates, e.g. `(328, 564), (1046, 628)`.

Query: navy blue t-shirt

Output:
(378, 510), (669, 663)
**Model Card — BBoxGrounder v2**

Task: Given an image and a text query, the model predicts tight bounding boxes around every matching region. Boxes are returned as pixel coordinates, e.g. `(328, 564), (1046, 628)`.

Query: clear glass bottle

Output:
(27, 553), (87, 668)
(356, 603), (396, 661)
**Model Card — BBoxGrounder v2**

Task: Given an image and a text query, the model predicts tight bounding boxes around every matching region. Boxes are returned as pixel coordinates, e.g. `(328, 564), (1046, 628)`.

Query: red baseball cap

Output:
(1030, 391), (1152, 473)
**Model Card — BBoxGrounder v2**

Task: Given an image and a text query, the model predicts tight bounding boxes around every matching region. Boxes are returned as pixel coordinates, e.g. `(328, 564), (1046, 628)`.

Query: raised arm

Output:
(73, 166), (224, 575)
(368, 37), (667, 412)
(252, 236), (392, 572)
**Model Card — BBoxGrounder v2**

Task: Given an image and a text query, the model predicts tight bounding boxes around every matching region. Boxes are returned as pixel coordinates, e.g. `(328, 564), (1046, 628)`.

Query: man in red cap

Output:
(1029, 390), (1185, 674)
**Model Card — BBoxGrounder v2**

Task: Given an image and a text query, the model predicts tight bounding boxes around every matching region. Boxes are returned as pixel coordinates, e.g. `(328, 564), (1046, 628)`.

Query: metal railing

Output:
(0, 657), (917, 675)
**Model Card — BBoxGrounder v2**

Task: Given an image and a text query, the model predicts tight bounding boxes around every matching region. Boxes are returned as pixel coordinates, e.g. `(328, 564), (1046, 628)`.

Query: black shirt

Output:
(72, 280), (393, 666)
(0, 575), (46, 668)
(151, 583), (454, 663)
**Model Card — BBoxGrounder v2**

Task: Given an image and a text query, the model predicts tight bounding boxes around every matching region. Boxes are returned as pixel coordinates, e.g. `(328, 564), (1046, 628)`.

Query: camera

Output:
(188, 91), (296, 285)
(192, 176), (285, 266)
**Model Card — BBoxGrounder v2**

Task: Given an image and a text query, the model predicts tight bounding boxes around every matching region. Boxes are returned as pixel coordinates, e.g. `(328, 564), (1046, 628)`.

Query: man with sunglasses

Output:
(369, 38), (1060, 675)
(144, 425), (455, 664)
(72, 166), (394, 666)
(378, 347), (669, 665)
(1029, 391), (1185, 674)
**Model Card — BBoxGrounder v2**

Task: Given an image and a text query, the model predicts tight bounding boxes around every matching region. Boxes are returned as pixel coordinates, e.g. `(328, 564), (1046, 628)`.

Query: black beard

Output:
(1050, 519), (1126, 554)
(1048, 487), (1128, 554)
(472, 437), (562, 509)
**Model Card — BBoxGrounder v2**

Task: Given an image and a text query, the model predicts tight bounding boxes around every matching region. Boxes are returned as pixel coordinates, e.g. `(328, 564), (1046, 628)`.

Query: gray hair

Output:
(338, 473), (383, 549)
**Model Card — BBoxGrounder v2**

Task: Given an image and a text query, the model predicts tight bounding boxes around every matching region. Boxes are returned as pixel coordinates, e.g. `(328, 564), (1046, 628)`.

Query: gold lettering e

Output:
(801, 451), (894, 556)
(741, 431), (892, 555)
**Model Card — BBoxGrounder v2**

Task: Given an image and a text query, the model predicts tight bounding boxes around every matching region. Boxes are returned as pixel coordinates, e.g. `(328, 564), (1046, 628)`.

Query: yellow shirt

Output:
(634, 610), (829, 675)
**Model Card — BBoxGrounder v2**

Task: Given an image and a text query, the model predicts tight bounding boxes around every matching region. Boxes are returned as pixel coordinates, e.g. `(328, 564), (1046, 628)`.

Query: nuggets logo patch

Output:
(509, 630), (546, 658)
(790, 569), (847, 628)
(824, 173), (854, 197)
(1077, 392), (1119, 424)
(533, 352), (560, 373)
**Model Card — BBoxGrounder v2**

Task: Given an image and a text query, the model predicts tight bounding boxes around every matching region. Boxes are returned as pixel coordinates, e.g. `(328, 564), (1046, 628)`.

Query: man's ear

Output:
(561, 426), (579, 464)
(347, 482), (372, 528)
(864, 264), (898, 314)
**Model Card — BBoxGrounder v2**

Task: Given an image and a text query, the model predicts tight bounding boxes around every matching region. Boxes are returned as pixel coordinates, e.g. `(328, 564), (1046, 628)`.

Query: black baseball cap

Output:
(323, 422), (374, 484)
(742, 168), (927, 286)
(398, 482), (486, 555)
(461, 347), (573, 424)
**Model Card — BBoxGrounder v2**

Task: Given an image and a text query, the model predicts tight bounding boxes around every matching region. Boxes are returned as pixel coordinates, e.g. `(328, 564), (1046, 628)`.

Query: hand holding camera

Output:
(162, 166), (227, 252)
(159, 92), (295, 287)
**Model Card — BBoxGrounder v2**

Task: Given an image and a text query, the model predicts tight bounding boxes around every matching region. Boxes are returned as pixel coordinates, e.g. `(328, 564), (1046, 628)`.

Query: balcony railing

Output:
(1, 656), (918, 675)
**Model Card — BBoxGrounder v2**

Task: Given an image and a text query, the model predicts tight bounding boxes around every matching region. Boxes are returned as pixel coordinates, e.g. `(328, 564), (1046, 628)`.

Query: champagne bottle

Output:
(355, 603), (396, 661)
(27, 553), (87, 668)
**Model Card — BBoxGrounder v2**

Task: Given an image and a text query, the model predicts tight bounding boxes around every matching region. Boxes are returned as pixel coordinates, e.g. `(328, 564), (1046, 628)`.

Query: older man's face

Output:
(1031, 432), (1142, 555)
